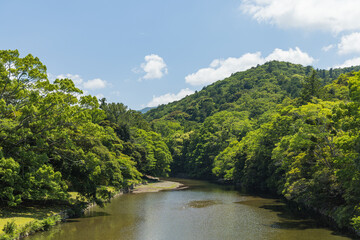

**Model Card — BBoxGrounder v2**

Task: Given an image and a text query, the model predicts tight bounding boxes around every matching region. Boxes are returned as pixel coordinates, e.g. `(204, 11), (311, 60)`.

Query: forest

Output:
(0, 50), (172, 208)
(2, 49), (360, 233)
(144, 61), (360, 231)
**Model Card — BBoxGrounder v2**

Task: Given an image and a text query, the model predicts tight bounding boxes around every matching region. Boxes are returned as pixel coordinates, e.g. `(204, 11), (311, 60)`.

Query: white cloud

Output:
(338, 32), (360, 55)
(131, 67), (141, 74)
(322, 44), (335, 52)
(265, 47), (314, 65)
(140, 54), (168, 80)
(240, 0), (360, 33)
(147, 88), (194, 107)
(55, 74), (107, 90)
(186, 52), (263, 86)
(185, 47), (314, 86)
(47, 73), (56, 82)
(56, 73), (83, 85)
(334, 57), (360, 68)
(83, 78), (107, 90)
(96, 93), (105, 99)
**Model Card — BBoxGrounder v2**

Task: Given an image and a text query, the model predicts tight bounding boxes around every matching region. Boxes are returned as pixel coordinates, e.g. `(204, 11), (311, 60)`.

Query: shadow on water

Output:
(83, 211), (110, 218)
(260, 202), (312, 220)
(63, 211), (110, 225)
(186, 200), (222, 208)
(64, 219), (80, 223)
(170, 178), (236, 193)
(258, 202), (359, 239)
(269, 219), (321, 230)
(260, 202), (328, 228)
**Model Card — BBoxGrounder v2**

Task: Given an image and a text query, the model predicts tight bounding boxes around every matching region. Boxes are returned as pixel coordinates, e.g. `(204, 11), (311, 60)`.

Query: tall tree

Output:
(301, 70), (321, 103)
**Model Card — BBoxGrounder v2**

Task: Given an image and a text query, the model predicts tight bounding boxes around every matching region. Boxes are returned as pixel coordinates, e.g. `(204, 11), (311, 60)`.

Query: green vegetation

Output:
(3, 50), (360, 236)
(0, 50), (173, 238)
(0, 214), (62, 240)
(145, 61), (360, 232)
(0, 203), (67, 240)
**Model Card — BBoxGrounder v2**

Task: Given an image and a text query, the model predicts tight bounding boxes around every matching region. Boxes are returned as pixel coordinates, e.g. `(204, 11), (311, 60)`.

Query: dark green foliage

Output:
(316, 66), (360, 84)
(300, 70), (321, 102)
(3, 49), (360, 233)
(2, 221), (16, 235)
(187, 111), (252, 179)
(0, 50), (168, 207)
(100, 100), (173, 177)
(100, 100), (151, 132)
(145, 61), (355, 123)
(40, 215), (60, 231)
(131, 129), (172, 176)
(146, 61), (360, 232)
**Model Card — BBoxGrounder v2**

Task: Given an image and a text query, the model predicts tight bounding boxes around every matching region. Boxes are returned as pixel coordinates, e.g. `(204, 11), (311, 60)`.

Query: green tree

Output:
(300, 70), (321, 103)
(132, 129), (172, 176)
(0, 50), (143, 206)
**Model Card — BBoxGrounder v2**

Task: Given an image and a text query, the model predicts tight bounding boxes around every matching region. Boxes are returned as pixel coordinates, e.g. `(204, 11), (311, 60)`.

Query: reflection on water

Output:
(27, 179), (352, 240)
(186, 200), (221, 208)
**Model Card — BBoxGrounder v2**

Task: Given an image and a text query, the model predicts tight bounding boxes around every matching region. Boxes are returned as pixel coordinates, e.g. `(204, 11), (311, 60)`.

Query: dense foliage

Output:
(0, 50), (172, 207)
(3, 49), (360, 233)
(145, 61), (360, 231)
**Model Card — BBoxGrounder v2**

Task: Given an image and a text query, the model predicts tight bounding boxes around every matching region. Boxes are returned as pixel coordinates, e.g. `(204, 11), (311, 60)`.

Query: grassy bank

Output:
(0, 204), (67, 235)
(0, 205), (66, 240)
(0, 189), (114, 239)
(0, 180), (184, 240)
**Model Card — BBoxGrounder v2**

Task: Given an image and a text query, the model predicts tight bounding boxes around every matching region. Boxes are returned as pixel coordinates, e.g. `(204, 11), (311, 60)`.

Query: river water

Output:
(28, 179), (352, 240)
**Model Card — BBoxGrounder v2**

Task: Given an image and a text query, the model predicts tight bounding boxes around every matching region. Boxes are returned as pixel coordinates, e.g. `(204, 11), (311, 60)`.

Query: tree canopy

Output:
(145, 61), (360, 231)
(0, 50), (172, 206)
(2, 50), (360, 233)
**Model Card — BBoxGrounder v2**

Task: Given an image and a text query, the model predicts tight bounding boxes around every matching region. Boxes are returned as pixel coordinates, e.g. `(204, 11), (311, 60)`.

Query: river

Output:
(28, 179), (352, 240)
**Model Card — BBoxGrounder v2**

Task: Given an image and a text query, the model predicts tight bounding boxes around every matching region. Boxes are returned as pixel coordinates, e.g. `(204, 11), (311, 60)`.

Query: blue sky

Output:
(1, 0), (360, 110)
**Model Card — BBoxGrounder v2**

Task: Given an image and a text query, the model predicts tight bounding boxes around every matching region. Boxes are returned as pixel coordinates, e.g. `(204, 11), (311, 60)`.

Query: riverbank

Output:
(0, 203), (67, 239)
(0, 179), (186, 240)
(25, 178), (353, 240)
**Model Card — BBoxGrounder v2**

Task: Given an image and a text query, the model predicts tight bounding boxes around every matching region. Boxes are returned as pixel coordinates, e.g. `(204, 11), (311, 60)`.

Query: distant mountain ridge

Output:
(139, 106), (156, 114)
(145, 61), (360, 124)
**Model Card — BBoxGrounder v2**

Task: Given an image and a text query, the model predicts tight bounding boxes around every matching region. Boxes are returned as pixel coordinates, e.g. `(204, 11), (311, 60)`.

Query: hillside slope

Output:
(145, 61), (360, 233)
(145, 61), (360, 124)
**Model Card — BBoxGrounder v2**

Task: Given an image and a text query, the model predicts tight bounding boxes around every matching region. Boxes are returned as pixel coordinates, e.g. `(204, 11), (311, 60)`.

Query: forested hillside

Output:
(145, 61), (360, 231)
(3, 49), (360, 233)
(0, 50), (172, 207)
(145, 62), (360, 124)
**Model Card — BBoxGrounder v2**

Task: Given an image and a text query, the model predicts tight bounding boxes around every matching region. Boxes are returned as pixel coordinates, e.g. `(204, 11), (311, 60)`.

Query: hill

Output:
(144, 61), (360, 233)
(145, 61), (360, 124)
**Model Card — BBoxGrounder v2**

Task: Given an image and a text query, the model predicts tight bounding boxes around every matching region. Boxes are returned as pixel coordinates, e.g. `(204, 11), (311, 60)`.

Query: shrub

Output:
(0, 234), (15, 240)
(2, 221), (16, 235)
(41, 216), (60, 231)
(352, 215), (360, 231)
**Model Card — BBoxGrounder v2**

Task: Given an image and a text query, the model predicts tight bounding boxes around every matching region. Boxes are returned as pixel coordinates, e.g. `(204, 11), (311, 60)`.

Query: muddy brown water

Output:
(27, 179), (353, 240)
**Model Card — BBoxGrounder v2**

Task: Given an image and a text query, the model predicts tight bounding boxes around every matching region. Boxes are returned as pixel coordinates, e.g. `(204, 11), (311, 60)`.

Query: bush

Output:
(18, 221), (41, 236)
(332, 205), (354, 228)
(41, 216), (60, 231)
(351, 213), (360, 232)
(2, 221), (16, 235)
(0, 234), (15, 240)
(67, 202), (87, 218)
